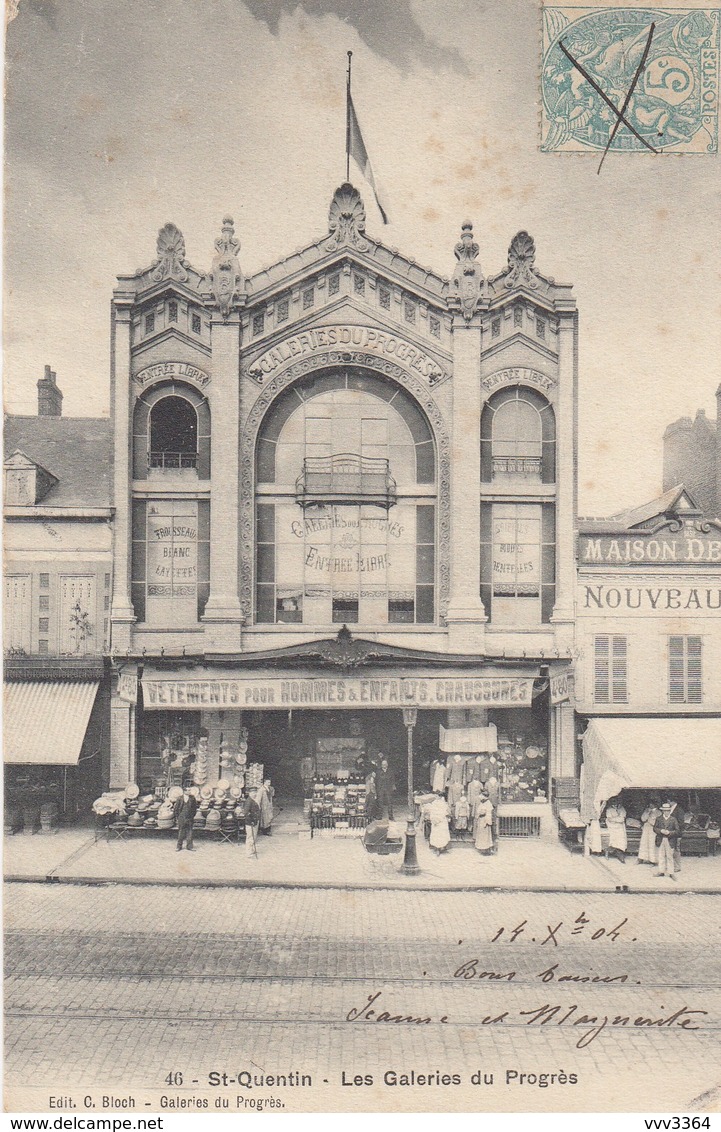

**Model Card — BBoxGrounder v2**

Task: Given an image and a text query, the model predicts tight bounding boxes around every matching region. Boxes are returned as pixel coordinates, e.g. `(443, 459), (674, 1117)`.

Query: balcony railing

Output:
(492, 456), (542, 476)
(295, 454), (397, 508)
(149, 451), (198, 470)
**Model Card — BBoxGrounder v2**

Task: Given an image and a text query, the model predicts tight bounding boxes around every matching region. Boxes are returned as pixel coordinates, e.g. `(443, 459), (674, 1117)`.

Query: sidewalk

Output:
(5, 810), (721, 892)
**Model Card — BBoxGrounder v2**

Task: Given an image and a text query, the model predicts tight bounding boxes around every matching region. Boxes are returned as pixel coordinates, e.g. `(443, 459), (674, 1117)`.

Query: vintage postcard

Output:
(3, 0), (721, 1118)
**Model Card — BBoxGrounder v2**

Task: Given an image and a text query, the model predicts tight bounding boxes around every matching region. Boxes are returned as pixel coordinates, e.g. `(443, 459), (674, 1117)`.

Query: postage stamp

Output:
(541, 6), (721, 153)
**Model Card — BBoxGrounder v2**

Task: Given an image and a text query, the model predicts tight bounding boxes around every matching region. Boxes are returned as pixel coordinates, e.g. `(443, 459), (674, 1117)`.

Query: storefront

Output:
(4, 664), (107, 830)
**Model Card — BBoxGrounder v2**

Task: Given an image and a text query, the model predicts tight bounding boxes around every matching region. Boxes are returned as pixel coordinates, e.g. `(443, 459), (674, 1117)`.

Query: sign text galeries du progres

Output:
(247, 325), (448, 383)
(142, 675), (535, 709)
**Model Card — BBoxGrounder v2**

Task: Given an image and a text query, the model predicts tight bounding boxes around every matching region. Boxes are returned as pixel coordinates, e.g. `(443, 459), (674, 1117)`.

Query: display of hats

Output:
(144, 817), (157, 827)
(200, 785), (214, 800)
(193, 812), (206, 827)
(217, 778), (231, 791)
(234, 805), (245, 819)
(205, 809), (221, 828)
(187, 786), (200, 799)
(157, 817), (174, 829)
(229, 785), (242, 799)
(124, 783), (140, 800)
(128, 812), (144, 827)
(167, 786), (183, 802)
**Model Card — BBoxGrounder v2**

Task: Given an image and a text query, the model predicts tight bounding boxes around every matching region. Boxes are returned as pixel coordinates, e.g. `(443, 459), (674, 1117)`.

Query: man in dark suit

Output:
(174, 789), (198, 852)
(376, 756), (396, 821)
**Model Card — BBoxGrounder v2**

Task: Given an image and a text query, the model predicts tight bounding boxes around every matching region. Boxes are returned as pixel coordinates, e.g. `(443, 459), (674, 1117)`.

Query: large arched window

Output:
(149, 396), (198, 469)
(254, 367), (437, 628)
(132, 381), (211, 480)
(481, 386), (555, 483)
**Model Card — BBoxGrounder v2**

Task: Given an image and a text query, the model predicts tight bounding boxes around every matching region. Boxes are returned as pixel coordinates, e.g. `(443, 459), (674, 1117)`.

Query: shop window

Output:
(132, 499), (208, 626)
(139, 711), (201, 794)
(481, 502), (554, 625)
(276, 593), (303, 623)
(333, 598), (358, 623)
(4, 575), (31, 653)
(594, 635), (628, 704)
(329, 274), (340, 296)
(149, 396), (198, 469)
(429, 315), (440, 338)
(481, 387), (555, 484)
(191, 310), (202, 335)
(388, 598), (414, 623)
(669, 635), (702, 704)
(168, 300), (178, 323)
(379, 286), (391, 311)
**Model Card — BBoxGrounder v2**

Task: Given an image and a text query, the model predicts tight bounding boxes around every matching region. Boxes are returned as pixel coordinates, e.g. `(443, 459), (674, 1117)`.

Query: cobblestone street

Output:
(5, 883), (721, 1112)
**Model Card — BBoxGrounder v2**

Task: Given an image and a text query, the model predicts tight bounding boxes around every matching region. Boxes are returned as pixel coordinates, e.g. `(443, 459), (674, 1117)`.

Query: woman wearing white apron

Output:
(638, 798), (661, 864)
(428, 793), (451, 854)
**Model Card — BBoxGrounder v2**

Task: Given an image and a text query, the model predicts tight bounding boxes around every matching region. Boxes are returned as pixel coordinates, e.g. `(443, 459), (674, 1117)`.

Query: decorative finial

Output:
(151, 223), (189, 283)
(326, 183), (369, 251)
(504, 231), (539, 290)
(209, 215), (243, 320)
(450, 220), (483, 321)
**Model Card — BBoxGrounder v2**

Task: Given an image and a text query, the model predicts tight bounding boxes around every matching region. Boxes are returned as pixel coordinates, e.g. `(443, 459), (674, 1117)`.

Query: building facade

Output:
(107, 186), (578, 825)
(3, 371), (112, 822)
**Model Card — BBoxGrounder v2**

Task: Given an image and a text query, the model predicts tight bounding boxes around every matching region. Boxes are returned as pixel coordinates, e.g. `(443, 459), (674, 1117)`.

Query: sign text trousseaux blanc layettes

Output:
(248, 325), (448, 383)
(142, 676), (534, 709)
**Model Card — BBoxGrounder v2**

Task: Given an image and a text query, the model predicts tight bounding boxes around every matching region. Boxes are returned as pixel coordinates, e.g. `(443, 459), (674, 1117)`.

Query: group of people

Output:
(172, 778), (274, 859)
(422, 788), (495, 856)
(590, 795), (684, 880)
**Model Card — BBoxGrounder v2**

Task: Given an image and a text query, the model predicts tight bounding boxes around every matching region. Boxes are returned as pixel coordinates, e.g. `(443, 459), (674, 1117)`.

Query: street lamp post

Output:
(401, 706), (420, 875)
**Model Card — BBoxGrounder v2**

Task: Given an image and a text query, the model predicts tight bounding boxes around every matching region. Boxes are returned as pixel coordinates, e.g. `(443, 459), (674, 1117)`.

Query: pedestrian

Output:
(428, 791), (450, 854)
(474, 791), (495, 855)
(257, 778), (275, 836)
(375, 756), (395, 821)
(173, 788), (198, 852)
(364, 768), (377, 821)
(242, 788), (261, 859)
(638, 796), (661, 864)
(604, 797), (628, 863)
(667, 800), (685, 873)
(654, 801), (680, 880)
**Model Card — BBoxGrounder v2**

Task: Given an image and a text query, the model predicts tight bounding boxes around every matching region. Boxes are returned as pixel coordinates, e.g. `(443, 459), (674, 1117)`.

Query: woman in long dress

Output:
(429, 792), (451, 853)
(474, 792), (494, 855)
(604, 797), (628, 862)
(638, 798), (661, 864)
(256, 779), (274, 835)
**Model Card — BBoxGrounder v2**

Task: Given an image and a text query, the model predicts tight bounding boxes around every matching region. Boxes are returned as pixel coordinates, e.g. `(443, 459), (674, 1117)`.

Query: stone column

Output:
(109, 693), (134, 788)
(202, 310), (244, 651)
(551, 305), (578, 642)
(109, 300), (135, 652)
(446, 310), (487, 650)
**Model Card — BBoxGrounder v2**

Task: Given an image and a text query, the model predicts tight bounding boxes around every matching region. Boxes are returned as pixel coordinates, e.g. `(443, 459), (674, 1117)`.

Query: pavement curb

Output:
(5, 872), (718, 895)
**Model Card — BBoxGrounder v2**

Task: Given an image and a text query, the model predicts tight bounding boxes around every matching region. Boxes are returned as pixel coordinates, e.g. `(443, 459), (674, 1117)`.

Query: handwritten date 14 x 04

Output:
(489, 915), (635, 946)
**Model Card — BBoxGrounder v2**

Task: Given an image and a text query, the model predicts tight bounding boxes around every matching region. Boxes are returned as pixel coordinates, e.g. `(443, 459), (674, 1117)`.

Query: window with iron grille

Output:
(429, 315), (440, 338)
(191, 311), (202, 335)
(303, 287), (314, 310)
(168, 300), (178, 322)
(669, 635), (703, 703)
(277, 297), (289, 323)
(594, 635), (628, 703)
(252, 311), (265, 336)
(379, 286), (391, 310)
(536, 318), (546, 339)
(404, 300), (416, 324)
(328, 274), (340, 296)
(353, 274), (365, 296)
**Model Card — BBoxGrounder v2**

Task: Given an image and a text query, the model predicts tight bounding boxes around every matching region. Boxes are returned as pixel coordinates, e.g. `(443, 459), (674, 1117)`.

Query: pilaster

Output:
(551, 306), (578, 631)
(109, 692), (135, 788)
(109, 301), (135, 651)
(202, 309), (244, 650)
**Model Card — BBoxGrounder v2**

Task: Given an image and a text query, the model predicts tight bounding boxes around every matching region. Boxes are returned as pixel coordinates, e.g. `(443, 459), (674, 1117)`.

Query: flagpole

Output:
(346, 51), (352, 182)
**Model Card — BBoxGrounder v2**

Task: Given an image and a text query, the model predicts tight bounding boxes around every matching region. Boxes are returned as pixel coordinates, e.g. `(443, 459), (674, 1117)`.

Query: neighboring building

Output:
(107, 187), (579, 836)
(575, 484), (721, 837)
(663, 390), (721, 519)
(3, 369), (113, 823)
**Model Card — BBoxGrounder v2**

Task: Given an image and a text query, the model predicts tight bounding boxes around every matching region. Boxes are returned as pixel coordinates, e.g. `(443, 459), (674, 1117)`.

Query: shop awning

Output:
(3, 680), (99, 765)
(580, 717), (721, 820)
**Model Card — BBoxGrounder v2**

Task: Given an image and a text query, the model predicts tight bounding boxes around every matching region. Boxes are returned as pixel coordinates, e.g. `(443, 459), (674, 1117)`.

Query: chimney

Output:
(37, 364), (63, 417)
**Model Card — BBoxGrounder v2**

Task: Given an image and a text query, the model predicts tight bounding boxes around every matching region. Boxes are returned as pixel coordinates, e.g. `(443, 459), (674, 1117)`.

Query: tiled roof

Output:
(3, 415), (112, 507)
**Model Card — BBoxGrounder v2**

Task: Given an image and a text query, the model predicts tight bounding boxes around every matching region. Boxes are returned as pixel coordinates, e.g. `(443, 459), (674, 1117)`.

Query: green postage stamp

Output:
(541, 6), (720, 153)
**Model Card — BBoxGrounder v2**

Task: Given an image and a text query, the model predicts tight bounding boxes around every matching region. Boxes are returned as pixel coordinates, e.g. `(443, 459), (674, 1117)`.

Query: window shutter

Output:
(669, 636), (686, 704)
(686, 636), (703, 704)
(594, 635), (610, 703)
(611, 635), (628, 703)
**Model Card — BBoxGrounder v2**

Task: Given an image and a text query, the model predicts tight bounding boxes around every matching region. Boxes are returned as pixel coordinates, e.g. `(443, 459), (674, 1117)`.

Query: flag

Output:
(347, 93), (389, 224)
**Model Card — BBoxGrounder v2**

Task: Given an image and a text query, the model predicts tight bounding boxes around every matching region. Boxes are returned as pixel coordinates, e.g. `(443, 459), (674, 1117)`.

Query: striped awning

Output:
(3, 681), (99, 765)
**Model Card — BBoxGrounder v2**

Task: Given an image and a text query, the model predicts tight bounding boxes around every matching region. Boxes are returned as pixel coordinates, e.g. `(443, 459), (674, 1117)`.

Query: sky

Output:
(3, 0), (721, 515)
